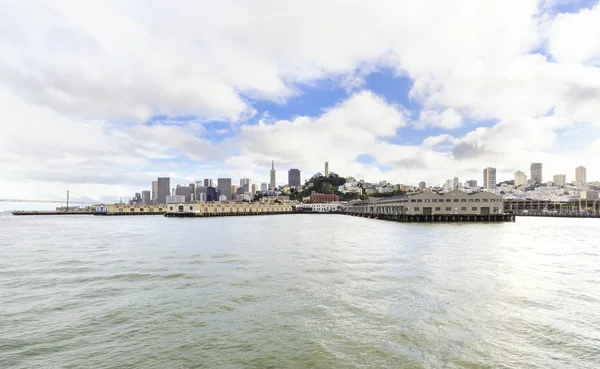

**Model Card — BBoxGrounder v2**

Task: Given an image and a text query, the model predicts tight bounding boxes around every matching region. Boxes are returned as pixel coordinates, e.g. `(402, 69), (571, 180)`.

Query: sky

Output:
(1, 0), (600, 209)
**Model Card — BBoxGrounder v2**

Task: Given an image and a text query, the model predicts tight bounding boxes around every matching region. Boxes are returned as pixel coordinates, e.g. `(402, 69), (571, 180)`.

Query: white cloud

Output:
(416, 109), (463, 130)
(1, 0), (600, 207)
(547, 3), (600, 65)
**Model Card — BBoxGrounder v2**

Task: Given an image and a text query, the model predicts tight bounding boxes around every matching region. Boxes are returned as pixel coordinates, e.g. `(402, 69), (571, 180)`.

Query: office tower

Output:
(418, 181), (426, 189)
(576, 166), (587, 185)
(236, 187), (245, 195)
(195, 185), (207, 201)
(452, 177), (459, 190)
(483, 167), (496, 191)
(206, 187), (218, 202)
(240, 177), (251, 192)
(231, 185), (239, 199)
(514, 171), (527, 187)
(261, 182), (268, 192)
(251, 183), (258, 195)
(141, 190), (151, 204)
(325, 162), (329, 177)
(445, 179), (453, 191)
(157, 177), (170, 204)
(269, 160), (276, 190)
(152, 180), (158, 201)
(465, 180), (478, 187)
(553, 174), (566, 187)
(530, 163), (543, 184)
(217, 178), (232, 201)
(288, 169), (301, 187)
(203, 178), (215, 187)
(175, 185), (193, 202)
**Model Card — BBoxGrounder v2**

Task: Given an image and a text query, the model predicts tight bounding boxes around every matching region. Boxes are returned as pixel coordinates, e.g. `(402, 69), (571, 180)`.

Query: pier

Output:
(344, 212), (514, 222)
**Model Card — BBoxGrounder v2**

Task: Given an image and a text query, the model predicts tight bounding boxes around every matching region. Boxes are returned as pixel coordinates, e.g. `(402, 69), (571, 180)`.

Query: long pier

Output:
(165, 211), (291, 218)
(515, 212), (600, 218)
(344, 212), (515, 223)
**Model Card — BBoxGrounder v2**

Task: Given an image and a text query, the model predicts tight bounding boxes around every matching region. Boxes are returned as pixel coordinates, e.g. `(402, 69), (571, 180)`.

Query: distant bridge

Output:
(0, 191), (104, 206)
(0, 199), (98, 204)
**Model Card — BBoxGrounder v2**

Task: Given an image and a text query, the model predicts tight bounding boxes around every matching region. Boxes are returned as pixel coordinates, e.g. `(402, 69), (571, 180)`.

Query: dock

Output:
(344, 212), (515, 223)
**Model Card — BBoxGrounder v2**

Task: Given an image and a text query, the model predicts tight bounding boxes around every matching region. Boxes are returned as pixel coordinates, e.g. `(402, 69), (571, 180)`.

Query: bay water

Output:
(1, 214), (599, 368)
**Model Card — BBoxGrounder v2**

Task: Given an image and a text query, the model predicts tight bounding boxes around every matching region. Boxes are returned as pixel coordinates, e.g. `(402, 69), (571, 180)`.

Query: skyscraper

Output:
(141, 190), (151, 204)
(269, 160), (276, 190)
(465, 180), (478, 188)
(553, 174), (566, 187)
(175, 185), (193, 202)
(206, 187), (218, 202)
(483, 167), (496, 191)
(157, 177), (170, 204)
(240, 177), (251, 192)
(288, 169), (301, 187)
(325, 162), (329, 177)
(217, 178), (232, 201)
(251, 183), (258, 195)
(418, 181), (426, 189)
(515, 171), (527, 187)
(203, 178), (215, 187)
(576, 166), (587, 185)
(195, 185), (207, 201)
(231, 184), (239, 199)
(260, 182), (268, 192)
(152, 180), (158, 202)
(445, 179), (453, 191)
(530, 163), (543, 184)
(452, 177), (459, 190)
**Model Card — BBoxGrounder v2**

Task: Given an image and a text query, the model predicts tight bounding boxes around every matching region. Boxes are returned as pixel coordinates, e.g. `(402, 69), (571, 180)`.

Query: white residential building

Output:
(514, 171), (527, 187)
(531, 163), (543, 183)
(483, 167), (497, 191)
(553, 174), (566, 187)
(576, 166), (587, 185)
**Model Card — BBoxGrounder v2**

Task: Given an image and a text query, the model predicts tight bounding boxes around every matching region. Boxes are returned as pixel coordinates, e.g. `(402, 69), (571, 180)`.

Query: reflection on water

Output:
(1, 215), (599, 368)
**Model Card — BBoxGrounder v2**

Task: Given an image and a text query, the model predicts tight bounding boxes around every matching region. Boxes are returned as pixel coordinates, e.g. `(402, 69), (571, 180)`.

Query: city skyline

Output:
(1, 1), (600, 206)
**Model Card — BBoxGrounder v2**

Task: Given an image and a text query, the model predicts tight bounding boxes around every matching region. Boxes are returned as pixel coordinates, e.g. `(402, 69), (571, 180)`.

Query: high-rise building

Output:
(231, 185), (239, 199)
(141, 190), (151, 204)
(203, 178), (215, 188)
(195, 185), (207, 201)
(157, 177), (170, 204)
(445, 179), (453, 191)
(217, 178), (232, 201)
(530, 163), (543, 184)
(515, 171), (527, 187)
(465, 180), (478, 188)
(240, 177), (251, 192)
(206, 187), (218, 202)
(553, 174), (566, 187)
(261, 182), (268, 192)
(175, 185), (193, 202)
(251, 183), (258, 195)
(152, 180), (158, 202)
(452, 177), (459, 190)
(270, 160), (276, 190)
(325, 162), (329, 177)
(576, 166), (587, 185)
(418, 181), (426, 189)
(288, 169), (301, 187)
(483, 167), (496, 191)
